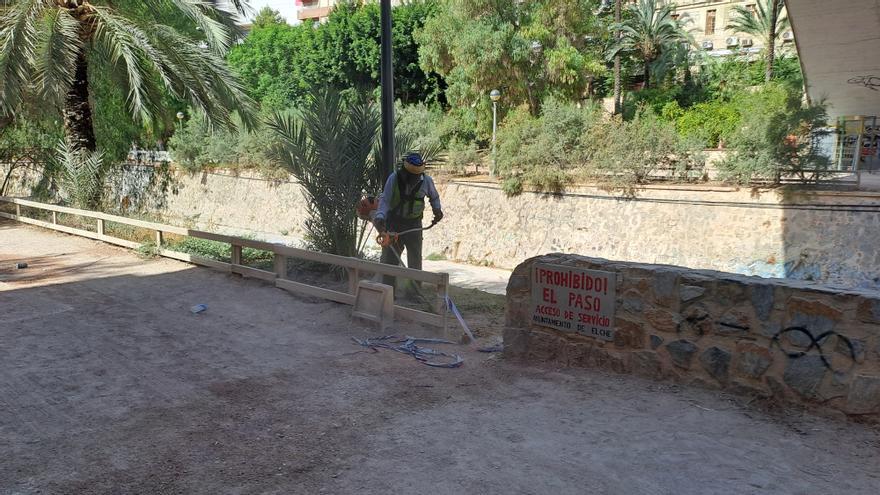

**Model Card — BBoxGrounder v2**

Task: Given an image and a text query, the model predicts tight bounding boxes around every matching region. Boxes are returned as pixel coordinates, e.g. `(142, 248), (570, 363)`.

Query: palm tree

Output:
(612, 0), (622, 114)
(268, 89), (379, 257)
(609, 0), (689, 89)
(726, 0), (789, 82)
(0, 0), (256, 155)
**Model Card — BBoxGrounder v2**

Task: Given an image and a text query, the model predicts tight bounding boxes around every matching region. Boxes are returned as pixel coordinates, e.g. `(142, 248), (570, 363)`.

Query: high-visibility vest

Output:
(389, 172), (425, 220)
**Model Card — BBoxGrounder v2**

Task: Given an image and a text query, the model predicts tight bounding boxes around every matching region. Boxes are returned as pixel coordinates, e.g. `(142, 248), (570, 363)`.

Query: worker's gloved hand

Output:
(374, 218), (386, 232)
(432, 208), (444, 225)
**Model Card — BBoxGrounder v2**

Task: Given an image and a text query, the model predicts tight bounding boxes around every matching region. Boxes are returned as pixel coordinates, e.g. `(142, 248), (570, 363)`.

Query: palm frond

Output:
(151, 25), (257, 130)
(727, 0), (789, 45)
(32, 7), (79, 106)
(140, 0), (243, 56)
(54, 138), (105, 208)
(0, 0), (49, 115)
(91, 5), (174, 122)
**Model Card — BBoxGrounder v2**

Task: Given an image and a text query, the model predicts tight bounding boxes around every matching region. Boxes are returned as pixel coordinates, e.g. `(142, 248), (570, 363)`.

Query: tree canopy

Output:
(228, 1), (445, 110)
(416, 0), (607, 115)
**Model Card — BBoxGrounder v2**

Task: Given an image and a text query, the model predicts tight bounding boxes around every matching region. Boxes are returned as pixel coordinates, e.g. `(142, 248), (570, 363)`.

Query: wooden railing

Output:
(0, 196), (450, 331)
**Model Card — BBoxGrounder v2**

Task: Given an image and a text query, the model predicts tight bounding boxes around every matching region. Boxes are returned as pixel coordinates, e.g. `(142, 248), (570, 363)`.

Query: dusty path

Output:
(1, 219), (879, 495)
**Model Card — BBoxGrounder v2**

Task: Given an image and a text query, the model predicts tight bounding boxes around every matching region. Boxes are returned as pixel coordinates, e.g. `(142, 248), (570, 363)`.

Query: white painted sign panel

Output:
(531, 263), (617, 341)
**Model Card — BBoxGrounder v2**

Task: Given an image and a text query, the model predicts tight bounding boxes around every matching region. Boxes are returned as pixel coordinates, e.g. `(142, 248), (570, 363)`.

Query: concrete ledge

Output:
(505, 254), (880, 421)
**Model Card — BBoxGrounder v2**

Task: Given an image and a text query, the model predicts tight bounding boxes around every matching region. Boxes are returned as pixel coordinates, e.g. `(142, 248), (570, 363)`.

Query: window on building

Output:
(705, 9), (716, 35)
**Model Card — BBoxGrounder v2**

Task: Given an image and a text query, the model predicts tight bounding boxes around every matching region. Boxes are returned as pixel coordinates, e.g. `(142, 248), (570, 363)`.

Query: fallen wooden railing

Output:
(0, 196), (450, 330)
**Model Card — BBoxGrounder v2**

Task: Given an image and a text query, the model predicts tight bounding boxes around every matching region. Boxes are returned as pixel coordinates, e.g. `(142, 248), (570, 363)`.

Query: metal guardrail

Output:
(0, 196), (450, 331)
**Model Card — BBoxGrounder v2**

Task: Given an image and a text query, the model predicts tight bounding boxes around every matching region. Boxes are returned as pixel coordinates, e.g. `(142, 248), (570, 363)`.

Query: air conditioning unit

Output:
(741, 39), (754, 47)
(726, 36), (739, 47)
(781, 31), (794, 41)
(701, 40), (714, 50)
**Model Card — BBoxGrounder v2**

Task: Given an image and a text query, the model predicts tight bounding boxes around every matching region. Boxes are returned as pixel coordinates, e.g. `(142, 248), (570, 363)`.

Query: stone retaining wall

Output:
(504, 254), (880, 420)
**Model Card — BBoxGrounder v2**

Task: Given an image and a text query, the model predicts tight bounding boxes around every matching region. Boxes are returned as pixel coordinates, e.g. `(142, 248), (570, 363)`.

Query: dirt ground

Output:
(2, 219), (879, 495)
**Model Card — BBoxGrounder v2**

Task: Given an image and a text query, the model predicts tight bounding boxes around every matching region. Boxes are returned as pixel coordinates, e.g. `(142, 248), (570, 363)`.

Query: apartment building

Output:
(296, 0), (403, 23)
(668, 0), (794, 56)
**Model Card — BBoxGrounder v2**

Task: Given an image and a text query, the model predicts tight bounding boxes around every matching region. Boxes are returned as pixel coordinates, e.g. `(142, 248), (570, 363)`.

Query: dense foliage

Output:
(417, 0), (607, 116)
(228, 1), (444, 110)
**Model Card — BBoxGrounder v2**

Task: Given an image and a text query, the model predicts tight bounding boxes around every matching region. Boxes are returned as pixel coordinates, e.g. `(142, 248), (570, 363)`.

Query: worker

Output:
(373, 152), (443, 288)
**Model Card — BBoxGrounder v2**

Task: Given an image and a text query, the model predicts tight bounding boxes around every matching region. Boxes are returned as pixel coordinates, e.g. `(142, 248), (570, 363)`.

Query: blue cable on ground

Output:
(351, 335), (464, 368)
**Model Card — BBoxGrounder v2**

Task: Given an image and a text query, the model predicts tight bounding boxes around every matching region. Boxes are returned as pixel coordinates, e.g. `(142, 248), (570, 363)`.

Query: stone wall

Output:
(504, 254), (880, 420)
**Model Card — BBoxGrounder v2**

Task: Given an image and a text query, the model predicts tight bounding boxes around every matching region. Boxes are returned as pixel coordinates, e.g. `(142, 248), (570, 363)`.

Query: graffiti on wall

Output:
(848, 75), (880, 91)
(771, 326), (858, 372)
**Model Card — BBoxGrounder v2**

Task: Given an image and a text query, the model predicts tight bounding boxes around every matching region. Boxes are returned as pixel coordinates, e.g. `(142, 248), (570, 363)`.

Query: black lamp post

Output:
(380, 0), (395, 181)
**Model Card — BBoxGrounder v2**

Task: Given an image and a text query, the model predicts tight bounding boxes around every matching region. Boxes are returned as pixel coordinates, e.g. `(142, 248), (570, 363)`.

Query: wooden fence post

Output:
(231, 244), (242, 265)
(274, 254), (287, 279)
(15, 203), (21, 218)
(348, 268), (360, 294)
(155, 230), (163, 247)
(97, 218), (105, 236)
(436, 273), (450, 338)
(51, 211), (57, 224)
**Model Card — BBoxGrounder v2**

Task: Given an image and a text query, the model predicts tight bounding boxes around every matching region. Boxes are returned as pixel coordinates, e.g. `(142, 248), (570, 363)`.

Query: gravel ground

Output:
(2, 219), (879, 495)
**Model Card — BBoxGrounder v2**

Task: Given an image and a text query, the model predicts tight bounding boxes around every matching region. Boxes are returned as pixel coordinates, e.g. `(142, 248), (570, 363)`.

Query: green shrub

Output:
(718, 83), (830, 184)
(436, 107), (480, 147)
(624, 87), (682, 120)
(588, 109), (705, 192)
(446, 139), (481, 174)
(168, 112), (280, 172)
(396, 102), (445, 152)
(675, 100), (740, 148)
(495, 99), (596, 194)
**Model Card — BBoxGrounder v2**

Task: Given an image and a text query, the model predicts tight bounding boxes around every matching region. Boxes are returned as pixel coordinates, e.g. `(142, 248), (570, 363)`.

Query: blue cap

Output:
(404, 152), (424, 166)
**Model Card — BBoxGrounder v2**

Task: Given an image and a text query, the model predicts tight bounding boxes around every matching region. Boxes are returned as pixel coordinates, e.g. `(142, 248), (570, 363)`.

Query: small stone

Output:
(666, 340), (697, 369)
(15, 262), (28, 269)
(652, 270), (679, 307)
(787, 297), (842, 327)
(782, 327), (815, 349)
(650, 335), (664, 350)
(783, 355), (828, 399)
(751, 284), (775, 321)
(700, 346), (732, 383)
(836, 337), (865, 363)
(620, 289), (644, 313)
(614, 318), (644, 349)
(735, 344), (773, 379)
(788, 311), (835, 335)
(588, 348), (628, 374)
(767, 376), (786, 399)
(679, 304), (713, 336)
(856, 298), (880, 324)
(715, 308), (751, 334)
(759, 321), (782, 339)
(679, 285), (705, 303)
(644, 308), (680, 333)
(631, 351), (661, 378)
(845, 375), (880, 415)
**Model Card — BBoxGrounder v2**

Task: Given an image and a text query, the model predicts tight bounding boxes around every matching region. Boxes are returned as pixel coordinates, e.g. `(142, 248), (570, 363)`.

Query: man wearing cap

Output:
(374, 152), (443, 287)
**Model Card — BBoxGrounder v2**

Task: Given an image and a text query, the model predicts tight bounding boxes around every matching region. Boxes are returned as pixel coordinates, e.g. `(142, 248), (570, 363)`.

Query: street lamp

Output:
(490, 89), (501, 177)
(176, 111), (185, 127)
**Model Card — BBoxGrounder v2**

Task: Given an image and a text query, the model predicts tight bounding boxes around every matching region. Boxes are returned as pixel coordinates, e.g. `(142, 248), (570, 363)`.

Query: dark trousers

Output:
(380, 229), (422, 289)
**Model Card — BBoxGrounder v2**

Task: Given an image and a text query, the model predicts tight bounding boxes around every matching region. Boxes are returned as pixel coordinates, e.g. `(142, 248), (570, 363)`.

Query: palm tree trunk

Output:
(62, 52), (96, 152)
(612, 0), (622, 115)
(765, 0), (780, 82)
(643, 63), (650, 90)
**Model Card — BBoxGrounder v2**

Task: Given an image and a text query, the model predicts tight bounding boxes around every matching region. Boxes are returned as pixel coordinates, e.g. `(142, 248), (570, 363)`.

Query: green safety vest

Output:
(390, 172), (425, 220)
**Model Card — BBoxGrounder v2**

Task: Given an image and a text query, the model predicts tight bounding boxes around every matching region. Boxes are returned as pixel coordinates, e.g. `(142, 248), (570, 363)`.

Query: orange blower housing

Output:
(356, 196), (379, 221)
